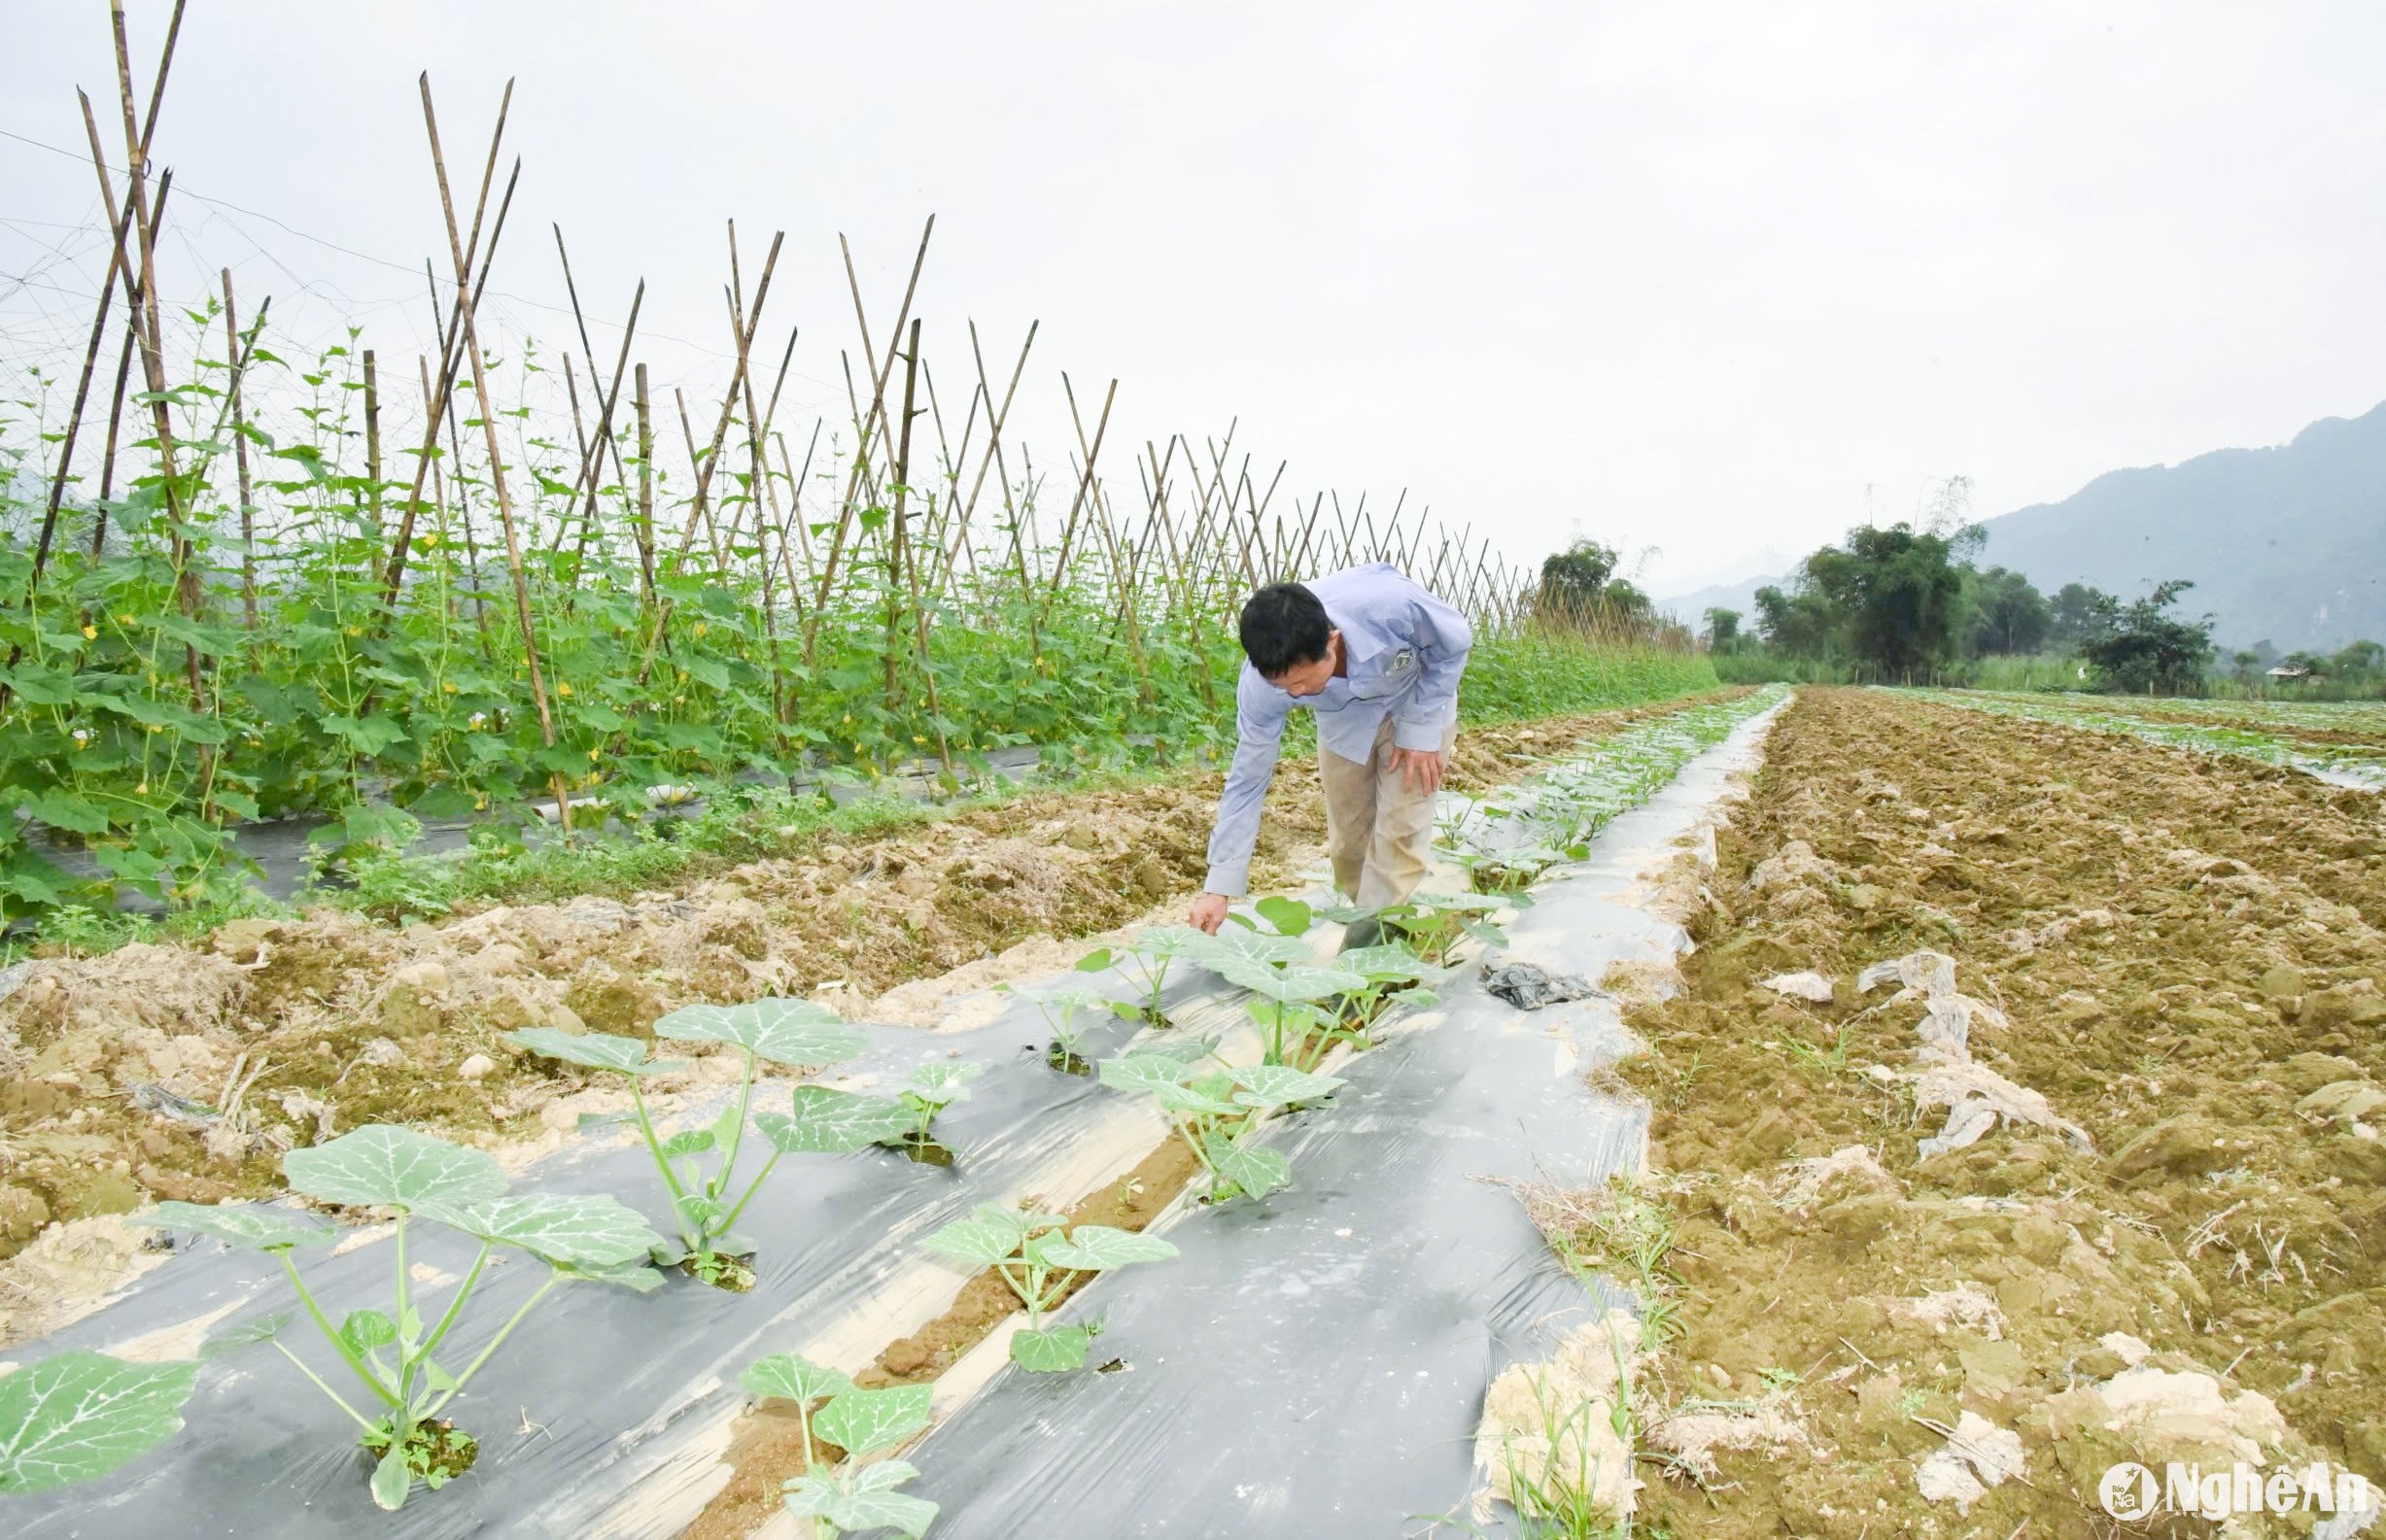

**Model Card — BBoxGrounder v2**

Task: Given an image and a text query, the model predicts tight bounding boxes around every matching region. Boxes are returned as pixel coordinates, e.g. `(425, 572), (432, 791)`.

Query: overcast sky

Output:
(8, 1), (2385, 599)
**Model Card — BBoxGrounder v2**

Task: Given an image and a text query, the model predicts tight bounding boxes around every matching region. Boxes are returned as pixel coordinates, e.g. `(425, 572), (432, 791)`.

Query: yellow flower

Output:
(345, 625), (362, 637)
(81, 625), (96, 640)
(693, 622), (709, 637)
(147, 723), (162, 735)
(441, 681), (457, 694)
(473, 796), (488, 811)
(912, 735), (926, 746)
(135, 780), (149, 795)
(841, 713), (852, 726)
(587, 746), (602, 762)
(675, 669), (688, 683)
(556, 682), (573, 698)
(117, 613), (134, 625)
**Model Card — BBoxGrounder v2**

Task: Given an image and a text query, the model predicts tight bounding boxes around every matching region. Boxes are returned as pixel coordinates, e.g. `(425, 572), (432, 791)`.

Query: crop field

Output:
(1906, 688), (2386, 791)
(2, 689), (1787, 1536)
(1616, 688), (2385, 1537)
(12, 13), (2386, 1540)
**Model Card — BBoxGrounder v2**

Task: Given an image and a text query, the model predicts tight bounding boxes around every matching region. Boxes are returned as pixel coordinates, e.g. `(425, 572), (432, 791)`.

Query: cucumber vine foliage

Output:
(0, 321), (1713, 941)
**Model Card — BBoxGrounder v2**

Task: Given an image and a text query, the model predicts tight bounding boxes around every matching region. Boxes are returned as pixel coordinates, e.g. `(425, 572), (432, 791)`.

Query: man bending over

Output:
(1189, 563), (1474, 935)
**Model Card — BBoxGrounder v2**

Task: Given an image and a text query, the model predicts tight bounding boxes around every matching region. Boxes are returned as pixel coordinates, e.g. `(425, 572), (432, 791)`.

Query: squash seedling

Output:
(1072, 923), (1212, 1025)
(134, 1125), (664, 1511)
(507, 998), (906, 1289)
(1001, 977), (1138, 1074)
(923, 1203), (1177, 1370)
(1331, 941), (1443, 1031)
(740, 1355), (936, 1539)
(0, 1350), (199, 1495)
(886, 1060), (982, 1164)
(1218, 960), (1366, 1066)
(1333, 890), (1520, 964)
(1098, 1052), (1343, 1202)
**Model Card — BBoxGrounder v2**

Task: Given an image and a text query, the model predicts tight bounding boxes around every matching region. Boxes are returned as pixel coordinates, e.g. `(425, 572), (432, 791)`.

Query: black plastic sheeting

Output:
(904, 703), (1783, 1539)
(9, 695), (1780, 1539)
(6, 954), (1264, 1539)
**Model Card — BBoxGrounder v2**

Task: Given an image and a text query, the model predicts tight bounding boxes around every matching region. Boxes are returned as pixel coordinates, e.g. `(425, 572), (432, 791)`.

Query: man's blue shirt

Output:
(1202, 564), (1473, 896)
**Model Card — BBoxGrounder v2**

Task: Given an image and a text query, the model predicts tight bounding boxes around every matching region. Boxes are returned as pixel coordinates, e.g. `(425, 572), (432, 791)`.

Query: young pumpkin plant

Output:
(1217, 958), (1367, 1067)
(0, 1350), (200, 1495)
(888, 1060), (982, 1159)
(1098, 1049), (1343, 1203)
(1328, 941), (1443, 1032)
(506, 998), (906, 1289)
(1071, 923), (1213, 1025)
(134, 1125), (663, 1511)
(740, 1355), (936, 1539)
(1000, 977), (1138, 1074)
(922, 1203), (1177, 1370)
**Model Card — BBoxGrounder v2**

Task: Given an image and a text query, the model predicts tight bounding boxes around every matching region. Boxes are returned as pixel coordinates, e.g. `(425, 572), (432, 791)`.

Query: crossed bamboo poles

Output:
(15, 2), (1568, 834)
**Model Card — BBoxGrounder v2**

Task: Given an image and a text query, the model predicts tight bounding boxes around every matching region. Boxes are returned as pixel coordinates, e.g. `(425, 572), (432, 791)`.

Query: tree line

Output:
(1697, 521), (2291, 694)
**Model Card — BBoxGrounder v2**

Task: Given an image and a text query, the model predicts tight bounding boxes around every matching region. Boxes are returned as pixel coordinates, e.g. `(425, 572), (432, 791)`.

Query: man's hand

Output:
(1190, 891), (1231, 935)
(1389, 745), (1446, 796)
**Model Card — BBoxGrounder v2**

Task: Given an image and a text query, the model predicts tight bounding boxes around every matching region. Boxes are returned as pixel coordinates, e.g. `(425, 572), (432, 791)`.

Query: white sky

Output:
(8, 1), (2385, 597)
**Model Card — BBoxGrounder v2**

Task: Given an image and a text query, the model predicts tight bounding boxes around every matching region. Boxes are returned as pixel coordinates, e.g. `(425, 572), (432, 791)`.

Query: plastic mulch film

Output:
(8, 691), (1781, 1537)
(903, 702), (1784, 1539)
(5, 970), (1265, 1539)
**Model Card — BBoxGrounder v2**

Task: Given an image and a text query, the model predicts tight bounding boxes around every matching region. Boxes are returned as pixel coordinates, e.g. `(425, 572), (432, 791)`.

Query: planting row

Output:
(0, 691), (1783, 1535)
(1904, 688), (2386, 790)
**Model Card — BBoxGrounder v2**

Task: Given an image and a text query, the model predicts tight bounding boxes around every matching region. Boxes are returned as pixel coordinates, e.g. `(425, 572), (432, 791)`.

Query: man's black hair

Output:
(1239, 582), (1332, 678)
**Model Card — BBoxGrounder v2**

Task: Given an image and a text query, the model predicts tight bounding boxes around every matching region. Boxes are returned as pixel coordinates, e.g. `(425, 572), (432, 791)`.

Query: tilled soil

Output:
(0, 695), (1731, 1298)
(1615, 687), (2385, 1536)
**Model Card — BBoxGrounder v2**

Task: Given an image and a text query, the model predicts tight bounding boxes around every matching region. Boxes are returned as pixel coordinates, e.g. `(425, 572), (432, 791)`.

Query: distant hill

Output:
(1659, 572), (1781, 633)
(1660, 402), (2386, 650)
(1977, 401), (2386, 650)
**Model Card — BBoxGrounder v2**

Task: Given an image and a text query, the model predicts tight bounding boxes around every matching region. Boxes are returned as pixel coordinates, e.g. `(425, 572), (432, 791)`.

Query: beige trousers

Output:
(1320, 715), (1457, 910)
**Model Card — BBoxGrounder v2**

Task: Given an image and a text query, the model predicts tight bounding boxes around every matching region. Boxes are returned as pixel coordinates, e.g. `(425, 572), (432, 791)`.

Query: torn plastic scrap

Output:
(1758, 971), (1835, 1004)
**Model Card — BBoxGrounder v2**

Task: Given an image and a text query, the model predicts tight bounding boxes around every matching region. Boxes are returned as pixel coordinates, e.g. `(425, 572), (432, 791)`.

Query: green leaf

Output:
(322, 713), (409, 755)
(132, 1199), (333, 1252)
(0, 664), (80, 706)
(199, 1313), (292, 1359)
(740, 1352), (852, 1406)
(1336, 943), (1433, 983)
(1230, 1062), (1347, 1109)
(1098, 1054), (1236, 1115)
(282, 1125), (507, 1210)
(922, 1216), (1020, 1270)
(813, 1383), (930, 1457)
(781, 1465), (939, 1540)
(424, 1192), (663, 1268)
(658, 1128), (715, 1159)
(1130, 924), (1216, 960)
(653, 998), (866, 1067)
(1254, 894), (1314, 937)
(339, 1309), (398, 1354)
(1040, 1224), (1177, 1272)
(1207, 1137), (1292, 1201)
(502, 1027), (682, 1077)
(1074, 947), (1114, 973)
(1221, 961), (1366, 1005)
(369, 1440), (412, 1510)
(901, 1060), (982, 1108)
(754, 1086), (914, 1154)
(21, 789), (109, 837)
(1192, 928), (1310, 971)
(556, 1258), (665, 1292)
(1010, 1323), (1095, 1372)
(0, 1351), (200, 1494)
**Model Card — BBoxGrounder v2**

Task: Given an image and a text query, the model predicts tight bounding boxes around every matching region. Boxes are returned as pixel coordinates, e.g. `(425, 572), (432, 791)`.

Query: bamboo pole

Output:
(419, 73), (569, 829)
